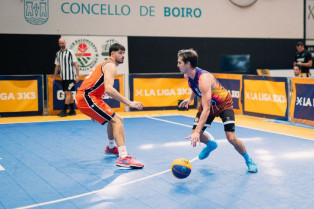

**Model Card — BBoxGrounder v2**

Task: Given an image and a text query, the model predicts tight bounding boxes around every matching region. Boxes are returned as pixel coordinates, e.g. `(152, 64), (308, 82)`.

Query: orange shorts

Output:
(75, 90), (115, 125)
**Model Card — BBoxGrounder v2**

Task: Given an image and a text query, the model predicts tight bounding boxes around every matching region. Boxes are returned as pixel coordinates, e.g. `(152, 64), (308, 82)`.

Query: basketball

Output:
(171, 158), (191, 179)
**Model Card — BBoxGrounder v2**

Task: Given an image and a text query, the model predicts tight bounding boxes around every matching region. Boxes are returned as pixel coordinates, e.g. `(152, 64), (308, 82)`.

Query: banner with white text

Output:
(129, 74), (196, 110)
(47, 75), (124, 115)
(0, 0), (302, 38)
(0, 75), (43, 117)
(290, 78), (314, 126)
(242, 76), (289, 120)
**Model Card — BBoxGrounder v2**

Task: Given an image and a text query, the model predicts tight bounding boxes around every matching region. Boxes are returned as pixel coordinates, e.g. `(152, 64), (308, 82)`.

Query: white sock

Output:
(108, 139), (115, 149)
(118, 146), (128, 158)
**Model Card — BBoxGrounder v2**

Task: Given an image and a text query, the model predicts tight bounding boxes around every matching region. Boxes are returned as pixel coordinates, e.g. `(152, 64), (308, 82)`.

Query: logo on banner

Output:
(296, 97), (314, 107)
(69, 39), (98, 73)
(101, 38), (118, 57)
(24, 0), (49, 25)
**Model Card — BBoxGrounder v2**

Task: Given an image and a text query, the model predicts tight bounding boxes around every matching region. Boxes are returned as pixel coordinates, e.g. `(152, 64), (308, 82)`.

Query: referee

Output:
(52, 37), (79, 117)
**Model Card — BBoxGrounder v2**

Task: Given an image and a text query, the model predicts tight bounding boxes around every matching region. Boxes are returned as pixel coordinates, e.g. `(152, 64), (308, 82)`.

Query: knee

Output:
(112, 114), (123, 124)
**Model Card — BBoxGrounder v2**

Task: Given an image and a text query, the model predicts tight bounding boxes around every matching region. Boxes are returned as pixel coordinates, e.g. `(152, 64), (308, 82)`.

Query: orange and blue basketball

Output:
(171, 158), (191, 179)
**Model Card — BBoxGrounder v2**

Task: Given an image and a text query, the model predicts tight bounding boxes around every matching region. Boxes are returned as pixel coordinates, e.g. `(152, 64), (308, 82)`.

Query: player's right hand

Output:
(130, 101), (143, 110)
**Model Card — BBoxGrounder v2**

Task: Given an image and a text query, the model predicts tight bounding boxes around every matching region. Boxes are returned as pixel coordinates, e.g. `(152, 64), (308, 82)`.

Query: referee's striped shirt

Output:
(55, 49), (78, 80)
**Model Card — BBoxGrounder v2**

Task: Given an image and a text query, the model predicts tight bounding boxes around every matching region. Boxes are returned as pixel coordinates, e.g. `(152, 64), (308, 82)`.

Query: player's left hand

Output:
(186, 132), (200, 147)
(130, 101), (143, 110)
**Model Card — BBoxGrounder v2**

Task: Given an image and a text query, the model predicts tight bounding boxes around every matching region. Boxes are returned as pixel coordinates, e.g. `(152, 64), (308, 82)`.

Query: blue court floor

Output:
(0, 115), (314, 209)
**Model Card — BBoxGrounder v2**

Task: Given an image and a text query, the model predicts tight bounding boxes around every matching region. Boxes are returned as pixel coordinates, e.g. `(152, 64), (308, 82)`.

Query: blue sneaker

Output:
(246, 158), (258, 173)
(199, 140), (217, 160)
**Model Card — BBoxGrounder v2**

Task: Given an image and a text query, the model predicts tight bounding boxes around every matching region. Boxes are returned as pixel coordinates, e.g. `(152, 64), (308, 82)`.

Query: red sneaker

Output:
(116, 156), (144, 169)
(104, 146), (119, 156)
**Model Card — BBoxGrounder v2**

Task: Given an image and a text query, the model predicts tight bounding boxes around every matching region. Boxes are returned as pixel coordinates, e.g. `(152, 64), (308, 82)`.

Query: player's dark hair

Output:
(109, 43), (125, 55)
(177, 49), (198, 68)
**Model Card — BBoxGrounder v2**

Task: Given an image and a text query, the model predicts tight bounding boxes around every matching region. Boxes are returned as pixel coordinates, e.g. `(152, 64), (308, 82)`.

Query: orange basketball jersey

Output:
(76, 58), (115, 125)
(78, 58), (114, 96)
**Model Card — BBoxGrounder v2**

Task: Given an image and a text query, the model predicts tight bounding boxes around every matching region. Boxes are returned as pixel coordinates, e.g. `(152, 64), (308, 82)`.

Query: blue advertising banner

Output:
(290, 78), (314, 126)
(294, 84), (314, 120)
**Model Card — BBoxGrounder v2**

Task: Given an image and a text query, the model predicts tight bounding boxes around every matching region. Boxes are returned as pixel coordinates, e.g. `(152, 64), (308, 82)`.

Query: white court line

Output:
(16, 156), (198, 209)
(15, 117), (200, 209)
(146, 116), (215, 141)
(0, 158), (5, 171)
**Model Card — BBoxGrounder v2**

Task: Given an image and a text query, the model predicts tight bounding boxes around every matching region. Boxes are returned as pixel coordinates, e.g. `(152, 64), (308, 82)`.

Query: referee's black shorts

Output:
(61, 80), (76, 91)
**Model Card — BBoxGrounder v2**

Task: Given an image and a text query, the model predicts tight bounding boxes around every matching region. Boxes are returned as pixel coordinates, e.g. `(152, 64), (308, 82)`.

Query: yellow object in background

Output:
(0, 80), (38, 112)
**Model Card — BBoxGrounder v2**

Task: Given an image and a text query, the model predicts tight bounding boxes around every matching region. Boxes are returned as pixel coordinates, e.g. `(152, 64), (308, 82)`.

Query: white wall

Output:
(269, 69), (313, 77)
(306, 0), (314, 45)
(0, 0), (304, 38)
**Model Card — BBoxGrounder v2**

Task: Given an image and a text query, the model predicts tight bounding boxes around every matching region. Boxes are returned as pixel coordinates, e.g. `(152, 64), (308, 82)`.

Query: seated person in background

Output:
(293, 65), (303, 77)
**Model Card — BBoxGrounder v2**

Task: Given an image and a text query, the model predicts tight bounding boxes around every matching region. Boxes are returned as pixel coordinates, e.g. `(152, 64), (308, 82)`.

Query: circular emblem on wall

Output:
(101, 38), (118, 57)
(229, 0), (258, 8)
(69, 39), (98, 74)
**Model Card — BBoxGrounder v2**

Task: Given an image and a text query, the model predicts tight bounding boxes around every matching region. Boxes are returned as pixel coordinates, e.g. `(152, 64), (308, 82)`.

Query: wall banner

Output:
(0, 75), (44, 117)
(47, 75), (124, 115)
(242, 76), (289, 120)
(62, 36), (128, 76)
(290, 78), (314, 126)
(129, 74), (196, 110)
(214, 74), (242, 114)
(0, 1), (303, 38)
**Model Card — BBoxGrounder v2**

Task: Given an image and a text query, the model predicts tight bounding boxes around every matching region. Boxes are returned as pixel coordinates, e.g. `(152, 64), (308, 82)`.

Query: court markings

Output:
(16, 157), (198, 209)
(179, 115), (314, 141)
(15, 116), (201, 209)
(11, 115), (311, 209)
(0, 158), (5, 171)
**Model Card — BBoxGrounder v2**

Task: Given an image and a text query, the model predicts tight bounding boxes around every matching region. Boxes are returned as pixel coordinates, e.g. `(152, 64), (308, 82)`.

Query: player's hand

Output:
(75, 75), (79, 83)
(130, 101), (143, 110)
(51, 77), (55, 84)
(186, 132), (200, 147)
(178, 99), (190, 109)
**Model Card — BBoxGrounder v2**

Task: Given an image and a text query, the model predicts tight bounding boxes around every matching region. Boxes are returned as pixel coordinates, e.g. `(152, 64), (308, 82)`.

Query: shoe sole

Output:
(116, 163), (144, 169)
(104, 152), (119, 157)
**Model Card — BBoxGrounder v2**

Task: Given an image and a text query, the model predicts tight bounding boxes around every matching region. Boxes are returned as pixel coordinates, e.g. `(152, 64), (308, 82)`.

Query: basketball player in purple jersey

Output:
(177, 49), (257, 173)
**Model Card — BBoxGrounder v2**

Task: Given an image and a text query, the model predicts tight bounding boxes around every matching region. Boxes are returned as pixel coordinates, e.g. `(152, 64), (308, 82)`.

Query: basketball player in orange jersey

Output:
(177, 49), (257, 173)
(76, 43), (144, 168)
